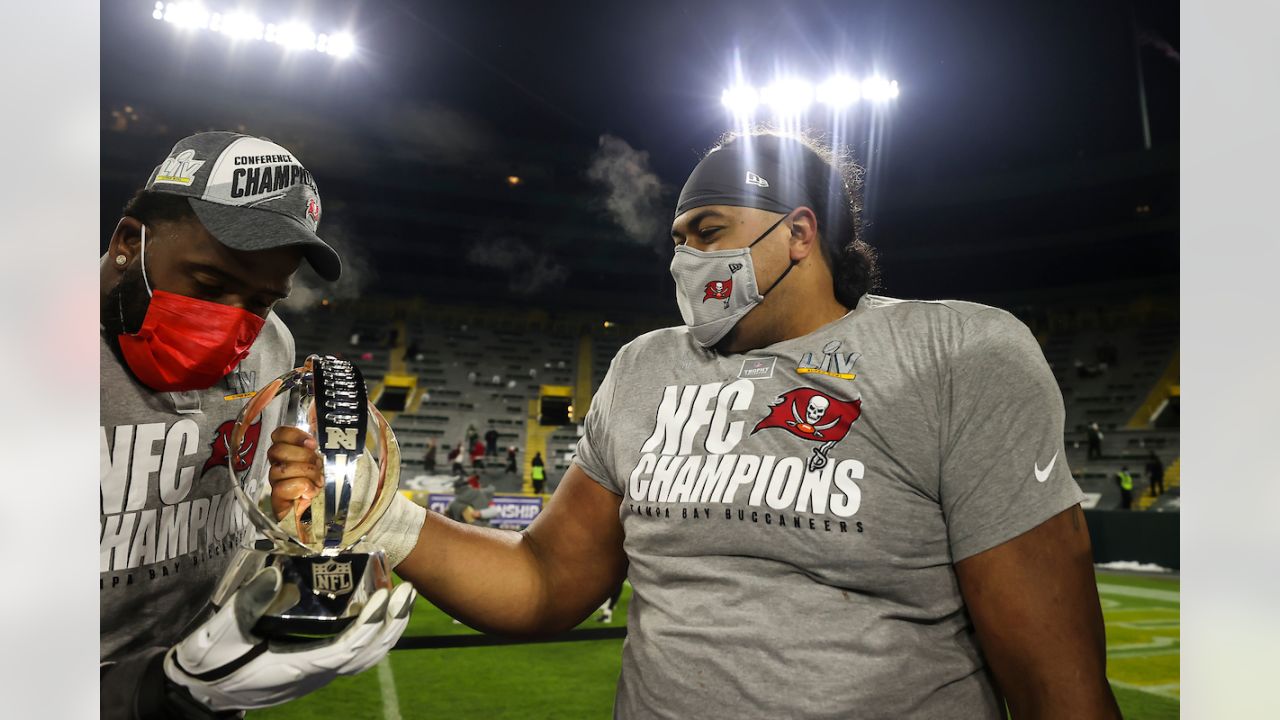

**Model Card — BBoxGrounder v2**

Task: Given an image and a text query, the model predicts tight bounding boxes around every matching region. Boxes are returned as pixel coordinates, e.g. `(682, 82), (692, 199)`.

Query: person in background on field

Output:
(447, 475), (499, 528)
(485, 424), (501, 458)
(1145, 451), (1165, 497)
(1087, 422), (1104, 460)
(1115, 466), (1135, 509)
(450, 441), (466, 476)
(423, 439), (438, 475)
(531, 452), (546, 494)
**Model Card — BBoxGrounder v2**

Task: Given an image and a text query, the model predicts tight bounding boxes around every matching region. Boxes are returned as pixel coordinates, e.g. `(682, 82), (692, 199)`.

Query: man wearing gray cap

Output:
(99, 132), (425, 718)
(446, 475), (500, 527)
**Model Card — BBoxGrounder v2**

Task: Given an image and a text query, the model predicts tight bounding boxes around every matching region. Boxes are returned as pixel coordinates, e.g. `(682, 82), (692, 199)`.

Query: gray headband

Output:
(675, 137), (817, 217)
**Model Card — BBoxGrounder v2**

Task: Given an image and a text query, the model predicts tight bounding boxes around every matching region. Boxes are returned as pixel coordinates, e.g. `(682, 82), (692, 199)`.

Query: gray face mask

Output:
(669, 213), (797, 348)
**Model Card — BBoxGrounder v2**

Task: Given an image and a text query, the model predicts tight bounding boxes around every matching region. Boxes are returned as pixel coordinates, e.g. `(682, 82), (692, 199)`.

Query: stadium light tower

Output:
(218, 12), (264, 40)
(151, 2), (356, 58)
(275, 22), (318, 51)
(859, 76), (900, 102)
(761, 78), (815, 115)
(327, 33), (355, 59)
(722, 73), (899, 119)
(816, 74), (861, 108)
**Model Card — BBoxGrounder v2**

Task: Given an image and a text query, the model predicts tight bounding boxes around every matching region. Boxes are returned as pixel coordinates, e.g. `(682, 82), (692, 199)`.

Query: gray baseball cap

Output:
(144, 131), (341, 280)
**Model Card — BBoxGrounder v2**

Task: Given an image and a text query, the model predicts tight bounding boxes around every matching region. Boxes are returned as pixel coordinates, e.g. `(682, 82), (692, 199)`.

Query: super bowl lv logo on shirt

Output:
(625, 378), (866, 534)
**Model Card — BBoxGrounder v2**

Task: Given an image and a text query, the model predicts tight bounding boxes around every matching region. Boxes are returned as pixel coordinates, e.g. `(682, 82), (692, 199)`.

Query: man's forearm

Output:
(392, 470), (629, 638)
(393, 512), (557, 636)
(1001, 674), (1119, 720)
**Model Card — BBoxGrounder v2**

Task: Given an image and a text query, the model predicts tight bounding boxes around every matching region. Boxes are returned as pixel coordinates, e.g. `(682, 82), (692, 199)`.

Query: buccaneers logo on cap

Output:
(202, 419), (262, 476)
(306, 197), (321, 223)
(752, 388), (862, 471)
(703, 278), (733, 302)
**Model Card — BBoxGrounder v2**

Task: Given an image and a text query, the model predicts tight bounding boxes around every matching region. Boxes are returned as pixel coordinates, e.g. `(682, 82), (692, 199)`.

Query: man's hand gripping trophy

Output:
(162, 356), (417, 712)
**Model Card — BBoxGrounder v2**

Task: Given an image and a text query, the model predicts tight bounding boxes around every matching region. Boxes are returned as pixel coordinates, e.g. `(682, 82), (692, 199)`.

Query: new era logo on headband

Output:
(745, 171), (770, 188)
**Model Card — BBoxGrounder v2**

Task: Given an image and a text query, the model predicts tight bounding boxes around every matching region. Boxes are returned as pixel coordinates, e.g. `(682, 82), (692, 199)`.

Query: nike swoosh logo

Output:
(1034, 452), (1059, 483)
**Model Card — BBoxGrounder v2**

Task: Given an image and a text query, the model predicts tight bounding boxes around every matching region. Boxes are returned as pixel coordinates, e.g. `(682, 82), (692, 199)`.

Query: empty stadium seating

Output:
(280, 302), (651, 493)
(281, 296), (1178, 511)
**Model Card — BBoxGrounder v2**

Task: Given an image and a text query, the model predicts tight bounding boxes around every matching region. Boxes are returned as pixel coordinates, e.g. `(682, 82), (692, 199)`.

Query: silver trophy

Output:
(212, 354), (402, 640)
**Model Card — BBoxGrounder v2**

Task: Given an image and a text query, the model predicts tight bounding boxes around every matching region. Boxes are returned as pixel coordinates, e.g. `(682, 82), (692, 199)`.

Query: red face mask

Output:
(117, 226), (266, 392)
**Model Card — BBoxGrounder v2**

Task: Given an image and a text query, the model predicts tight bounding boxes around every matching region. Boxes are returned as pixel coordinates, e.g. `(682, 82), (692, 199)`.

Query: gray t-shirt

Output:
(573, 294), (1084, 719)
(100, 313), (294, 663)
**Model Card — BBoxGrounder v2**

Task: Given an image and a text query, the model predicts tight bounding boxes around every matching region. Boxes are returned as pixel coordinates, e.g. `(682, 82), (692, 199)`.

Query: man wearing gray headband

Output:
(269, 131), (1119, 718)
(668, 133), (862, 349)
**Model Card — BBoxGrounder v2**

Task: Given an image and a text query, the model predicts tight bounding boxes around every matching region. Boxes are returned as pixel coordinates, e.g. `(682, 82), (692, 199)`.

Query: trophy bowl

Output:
(212, 354), (401, 640)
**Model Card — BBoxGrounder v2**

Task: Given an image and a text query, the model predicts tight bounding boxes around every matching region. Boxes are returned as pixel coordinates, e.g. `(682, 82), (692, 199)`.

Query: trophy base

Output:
(254, 613), (358, 639)
(214, 544), (394, 642)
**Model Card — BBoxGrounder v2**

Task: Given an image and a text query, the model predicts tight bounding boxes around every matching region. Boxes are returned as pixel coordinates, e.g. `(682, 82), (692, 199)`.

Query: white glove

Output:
(163, 566), (416, 711)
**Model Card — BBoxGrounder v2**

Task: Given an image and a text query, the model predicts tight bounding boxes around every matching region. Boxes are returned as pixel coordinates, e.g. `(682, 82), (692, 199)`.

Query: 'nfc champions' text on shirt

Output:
(627, 380), (864, 518)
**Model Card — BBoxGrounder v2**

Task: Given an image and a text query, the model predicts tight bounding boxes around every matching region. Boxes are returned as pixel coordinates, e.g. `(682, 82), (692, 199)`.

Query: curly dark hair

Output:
(710, 128), (880, 308)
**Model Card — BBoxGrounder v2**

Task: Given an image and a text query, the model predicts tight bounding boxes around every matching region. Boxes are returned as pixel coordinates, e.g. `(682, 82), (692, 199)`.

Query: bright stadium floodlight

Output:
(861, 76), (900, 102)
(817, 74), (861, 108)
(163, 2), (211, 30)
(327, 33), (355, 58)
(721, 85), (759, 116)
(275, 22), (317, 51)
(150, 3), (352, 59)
(722, 73), (897, 117)
(220, 11), (265, 41)
(761, 78), (814, 114)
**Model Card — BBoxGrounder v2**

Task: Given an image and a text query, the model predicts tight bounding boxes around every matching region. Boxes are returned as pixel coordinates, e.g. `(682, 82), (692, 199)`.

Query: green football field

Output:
(250, 571), (1179, 719)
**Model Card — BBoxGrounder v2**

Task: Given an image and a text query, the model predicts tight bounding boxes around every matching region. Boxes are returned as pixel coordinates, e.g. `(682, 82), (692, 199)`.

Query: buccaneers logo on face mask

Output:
(703, 278), (733, 302)
(202, 419), (262, 475)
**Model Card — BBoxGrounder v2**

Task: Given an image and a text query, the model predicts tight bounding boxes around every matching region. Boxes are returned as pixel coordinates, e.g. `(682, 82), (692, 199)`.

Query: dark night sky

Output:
(101, 0), (1179, 310)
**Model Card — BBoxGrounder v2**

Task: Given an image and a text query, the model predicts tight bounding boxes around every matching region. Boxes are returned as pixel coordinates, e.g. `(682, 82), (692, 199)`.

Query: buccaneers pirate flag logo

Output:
(703, 278), (733, 305)
(202, 419), (262, 475)
(752, 388), (862, 471)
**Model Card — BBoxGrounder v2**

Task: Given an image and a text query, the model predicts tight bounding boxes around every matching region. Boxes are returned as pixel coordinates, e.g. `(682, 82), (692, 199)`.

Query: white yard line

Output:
(1106, 636), (1177, 653)
(1110, 678), (1180, 701)
(378, 656), (403, 720)
(1108, 647), (1181, 660)
(1100, 582), (1181, 701)
(1096, 582), (1180, 604)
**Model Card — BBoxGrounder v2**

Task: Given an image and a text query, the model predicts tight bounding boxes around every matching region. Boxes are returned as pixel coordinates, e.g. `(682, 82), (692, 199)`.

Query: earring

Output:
(115, 255), (128, 266)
